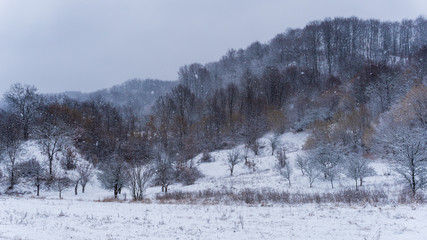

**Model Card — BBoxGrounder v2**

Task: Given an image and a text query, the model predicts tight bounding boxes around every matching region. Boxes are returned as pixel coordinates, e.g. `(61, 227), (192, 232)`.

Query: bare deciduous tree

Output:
(345, 154), (376, 190)
(0, 113), (22, 189)
(277, 149), (292, 186)
(377, 121), (426, 195)
(127, 163), (154, 200)
(77, 161), (93, 193)
(227, 150), (241, 176)
(4, 83), (41, 140)
(16, 158), (45, 196)
(98, 155), (129, 199)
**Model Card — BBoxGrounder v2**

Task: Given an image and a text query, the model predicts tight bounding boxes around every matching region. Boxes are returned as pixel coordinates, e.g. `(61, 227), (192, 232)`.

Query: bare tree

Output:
(345, 154), (376, 190)
(377, 121), (426, 195)
(227, 150), (241, 176)
(98, 155), (129, 199)
(154, 151), (174, 193)
(52, 169), (71, 199)
(61, 147), (77, 170)
(295, 155), (306, 176)
(4, 83), (41, 140)
(303, 153), (320, 188)
(77, 161), (93, 193)
(68, 171), (81, 195)
(0, 113), (22, 189)
(310, 145), (343, 188)
(16, 158), (46, 196)
(277, 149), (292, 186)
(127, 163), (154, 200)
(36, 120), (67, 177)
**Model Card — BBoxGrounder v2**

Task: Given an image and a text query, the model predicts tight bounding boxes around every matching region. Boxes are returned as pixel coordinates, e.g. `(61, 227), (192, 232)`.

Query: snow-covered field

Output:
(0, 131), (425, 239)
(1, 197), (426, 240)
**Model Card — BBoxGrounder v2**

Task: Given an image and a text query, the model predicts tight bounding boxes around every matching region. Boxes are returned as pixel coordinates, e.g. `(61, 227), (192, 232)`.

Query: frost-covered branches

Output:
(345, 155), (376, 190)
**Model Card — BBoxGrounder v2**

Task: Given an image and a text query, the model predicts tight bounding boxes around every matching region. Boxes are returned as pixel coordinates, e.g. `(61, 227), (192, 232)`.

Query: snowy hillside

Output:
(0, 131), (412, 201)
(0, 131), (426, 239)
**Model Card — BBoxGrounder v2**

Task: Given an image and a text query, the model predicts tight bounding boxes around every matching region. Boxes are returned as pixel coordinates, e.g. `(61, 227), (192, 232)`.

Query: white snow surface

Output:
(0, 197), (425, 240)
(0, 131), (426, 239)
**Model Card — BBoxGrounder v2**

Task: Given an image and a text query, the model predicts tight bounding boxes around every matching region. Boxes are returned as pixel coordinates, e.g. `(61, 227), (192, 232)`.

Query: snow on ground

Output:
(0, 131), (414, 200)
(0, 131), (425, 239)
(171, 131), (402, 199)
(0, 197), (426, 240)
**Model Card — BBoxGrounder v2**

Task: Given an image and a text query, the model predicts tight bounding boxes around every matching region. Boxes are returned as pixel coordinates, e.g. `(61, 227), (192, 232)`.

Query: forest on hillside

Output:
(0, 17), (426, 199)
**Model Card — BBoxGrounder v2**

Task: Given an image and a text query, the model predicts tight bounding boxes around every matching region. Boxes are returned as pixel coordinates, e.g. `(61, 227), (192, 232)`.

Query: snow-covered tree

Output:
(377, 122), (426, 195)
(345, 154), (376, 190)
(309, 145), (343, 188)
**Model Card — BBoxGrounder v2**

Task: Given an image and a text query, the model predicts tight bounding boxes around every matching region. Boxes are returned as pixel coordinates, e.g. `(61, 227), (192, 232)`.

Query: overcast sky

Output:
(0, 0), (426, 95)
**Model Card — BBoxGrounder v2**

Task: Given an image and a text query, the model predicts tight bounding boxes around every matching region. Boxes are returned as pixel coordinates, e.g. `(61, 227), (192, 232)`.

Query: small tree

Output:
(98, 155), (129, 199)
(52, 170), (71, 199)
(379, 125), (426, 195)
(0, 113), (22, 189)
(77, 161), (93, 193)
(68, 171), (80, 195)
(269, 133), (280, 156)
(303, 154), (320, 188)
(345, 155), (376, 190)
(295, 155), (306, 176)
(16, 158), (46, 196)
(227, 150), (241, 176)
(310, 145), (343, 188)
(62, 147), (77, 170)
(127, 163), (154, 200)
(200, 150), (213, 163)
(154, 151), (174, 193)
(276, 148), (287, 168)
(36, 121), (67, 177)
(277, 149), (292, 186)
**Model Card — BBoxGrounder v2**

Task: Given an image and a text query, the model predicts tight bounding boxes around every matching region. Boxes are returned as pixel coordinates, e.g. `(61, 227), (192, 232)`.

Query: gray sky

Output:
(0, 0), (426, 95)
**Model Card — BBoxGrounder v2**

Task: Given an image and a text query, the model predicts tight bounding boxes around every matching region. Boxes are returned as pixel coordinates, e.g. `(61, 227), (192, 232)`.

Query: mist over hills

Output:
(62, 79), (178, 117)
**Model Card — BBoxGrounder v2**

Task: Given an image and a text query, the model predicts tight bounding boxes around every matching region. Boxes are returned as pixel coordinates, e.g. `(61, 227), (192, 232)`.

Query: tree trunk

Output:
(114, 185), (118, 199)
(49, 157), (53, 176)
(82, 184), (86, 193)
(10, 171), (15, 189)
(74, 183), (78, 195)
(359, 177), (363, 186)
(37, 184), (40, 196)
(59, 190), (62, 199)
(330, 179), (334, 189)
(355, 179), (358, 190)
